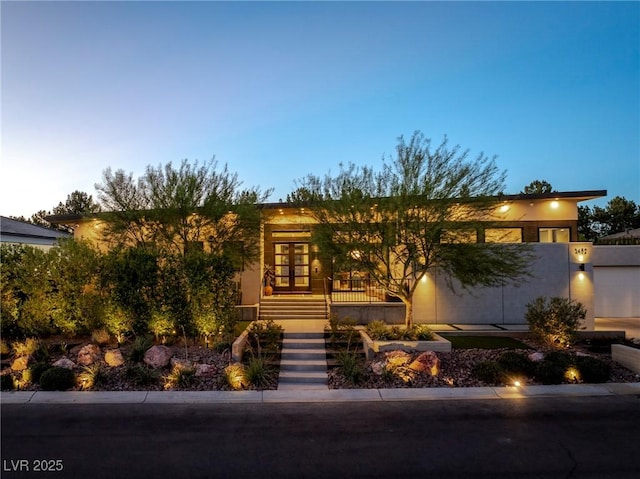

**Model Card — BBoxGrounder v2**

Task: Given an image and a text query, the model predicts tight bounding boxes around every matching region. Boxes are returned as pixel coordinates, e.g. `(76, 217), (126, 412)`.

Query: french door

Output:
(273, 243), (310, 292)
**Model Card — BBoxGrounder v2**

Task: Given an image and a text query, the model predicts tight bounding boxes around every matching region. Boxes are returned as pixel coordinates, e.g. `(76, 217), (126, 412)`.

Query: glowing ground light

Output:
(513, 380), (521, 387)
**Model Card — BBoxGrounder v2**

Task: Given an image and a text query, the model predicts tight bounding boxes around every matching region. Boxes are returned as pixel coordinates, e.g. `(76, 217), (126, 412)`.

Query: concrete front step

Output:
(278, 329), (328, 388)
(260, 312), (327, 321)
(282, 338), (326, 349)
(280, 359), (327, 372)
(281, 349), (327, 360)
(278, 370), (328, 385)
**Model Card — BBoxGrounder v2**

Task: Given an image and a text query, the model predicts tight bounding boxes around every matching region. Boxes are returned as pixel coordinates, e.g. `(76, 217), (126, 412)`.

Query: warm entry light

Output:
(499, 204), (510, 213)
(550, 201), (560, 209)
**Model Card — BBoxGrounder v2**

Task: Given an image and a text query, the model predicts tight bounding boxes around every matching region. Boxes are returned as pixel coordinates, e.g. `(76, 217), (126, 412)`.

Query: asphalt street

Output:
(2, 395), (640, 479)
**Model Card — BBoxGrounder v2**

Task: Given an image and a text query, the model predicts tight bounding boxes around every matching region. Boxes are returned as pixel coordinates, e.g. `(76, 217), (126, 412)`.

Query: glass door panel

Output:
(273, 242), (310, 292)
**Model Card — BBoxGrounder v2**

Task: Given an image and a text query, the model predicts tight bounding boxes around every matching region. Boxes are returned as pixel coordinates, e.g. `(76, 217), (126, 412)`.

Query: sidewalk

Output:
(2, 382), (639, 404)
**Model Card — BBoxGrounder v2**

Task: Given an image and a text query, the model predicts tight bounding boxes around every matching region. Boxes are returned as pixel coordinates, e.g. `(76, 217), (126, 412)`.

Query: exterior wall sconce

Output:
(579, 263), (585, 271)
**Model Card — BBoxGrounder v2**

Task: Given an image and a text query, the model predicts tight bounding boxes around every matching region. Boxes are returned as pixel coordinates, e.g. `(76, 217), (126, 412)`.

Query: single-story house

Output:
(47, 189), (633, 330)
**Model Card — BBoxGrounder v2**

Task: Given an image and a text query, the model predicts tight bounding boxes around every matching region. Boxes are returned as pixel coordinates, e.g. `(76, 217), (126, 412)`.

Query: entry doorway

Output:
(273, 243), (311, 292)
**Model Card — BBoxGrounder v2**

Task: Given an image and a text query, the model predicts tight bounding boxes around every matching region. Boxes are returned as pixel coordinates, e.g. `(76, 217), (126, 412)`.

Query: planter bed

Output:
(360, 330), (452, 360)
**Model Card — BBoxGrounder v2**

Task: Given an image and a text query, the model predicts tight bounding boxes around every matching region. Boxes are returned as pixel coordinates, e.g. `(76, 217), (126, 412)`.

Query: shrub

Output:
(544, 351), (574, 369)
(0, 339), (10, 358)
(497, 351), (535, 377)
(472, 361), (505, 384)
(412, 325), (434, 341)
(575, 356), (611, 383)
(78, 364), (109, 390)
(535, 360), (567, 385)
(28, 362), (52, 384)
(335, 350), (364, 384)
(12, 337), (41, 358)
(525, 296), (586, 349)
(366, 321), (434, 341)
(247, 319), (283, 352)
(149, 309), (175, 342)
(0, 374), (15, 391)
(164, 364), (196, 390)
(366, 320), (390, 340)
(128, 336), (153, 363)
(40, 367), (76, 391)
(224, 363), (247, 390)
(91, 328), (112, 346)
(125, 363), (160, 387)
(245, 355), (272, 388)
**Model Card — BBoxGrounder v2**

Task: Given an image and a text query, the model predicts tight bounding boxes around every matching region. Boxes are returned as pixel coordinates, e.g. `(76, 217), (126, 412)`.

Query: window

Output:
(440, 229), (477, 244)
(539, 227), (570, 243)
(485, 228), (523, 243)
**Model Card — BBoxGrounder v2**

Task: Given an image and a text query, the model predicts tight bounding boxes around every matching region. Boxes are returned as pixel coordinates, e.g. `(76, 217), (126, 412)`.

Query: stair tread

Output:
(280, 359), (327, 366)
(278, 371), (328, 378)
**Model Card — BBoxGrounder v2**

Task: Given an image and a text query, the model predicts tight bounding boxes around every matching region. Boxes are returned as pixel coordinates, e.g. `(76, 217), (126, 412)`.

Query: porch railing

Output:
(328, 278), (387, 303)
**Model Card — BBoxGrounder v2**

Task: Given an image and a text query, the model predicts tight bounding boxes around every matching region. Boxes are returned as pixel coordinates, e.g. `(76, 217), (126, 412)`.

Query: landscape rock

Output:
(53, 357), (76, 370)
(195, 363), (216, 377)
(144, 345), (173, 369)
(385, 350), (411, 368)
(77, 344), (101, 366)
(409, 351), (440, 376)
(528, 352), (545, 362)
(104, 349), (125, 367)
(370, 360), (386, 376)
(11, 356), (30, 371)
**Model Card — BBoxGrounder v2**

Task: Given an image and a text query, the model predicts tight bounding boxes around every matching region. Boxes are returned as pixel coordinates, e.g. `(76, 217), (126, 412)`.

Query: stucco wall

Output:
(413, 243), (594, 327)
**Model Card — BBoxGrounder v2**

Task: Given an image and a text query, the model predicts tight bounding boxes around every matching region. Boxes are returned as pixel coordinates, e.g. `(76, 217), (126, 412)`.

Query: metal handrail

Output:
(329, 278), (387, 303)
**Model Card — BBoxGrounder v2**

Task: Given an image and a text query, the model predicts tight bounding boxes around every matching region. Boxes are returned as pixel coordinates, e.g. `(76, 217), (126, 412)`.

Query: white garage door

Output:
(594, 267), (640, 317)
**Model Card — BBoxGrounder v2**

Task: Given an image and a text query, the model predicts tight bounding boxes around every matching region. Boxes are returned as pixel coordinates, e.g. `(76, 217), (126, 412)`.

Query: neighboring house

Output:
(0, 216), (70, 250)
(49, 190), (613, 328)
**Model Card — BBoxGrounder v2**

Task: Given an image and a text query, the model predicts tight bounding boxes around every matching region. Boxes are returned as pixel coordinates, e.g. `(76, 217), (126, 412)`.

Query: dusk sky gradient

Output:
(2, 1), (639, 218)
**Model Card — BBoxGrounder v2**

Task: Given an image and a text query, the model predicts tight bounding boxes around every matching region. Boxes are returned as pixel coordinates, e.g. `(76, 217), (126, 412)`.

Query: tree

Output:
(578, 196), (640, 241)
(95, 158), (271, 261)
(11, 191), (99, 232)
(52, 190), (101, 215)
(522, 180), (555, 195)
(295, 131), (533, 328)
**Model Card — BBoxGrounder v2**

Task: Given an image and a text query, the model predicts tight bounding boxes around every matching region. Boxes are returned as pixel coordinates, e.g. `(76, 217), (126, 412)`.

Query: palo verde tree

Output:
(295, 131), (533, 328)
(96, 157), (271, 262)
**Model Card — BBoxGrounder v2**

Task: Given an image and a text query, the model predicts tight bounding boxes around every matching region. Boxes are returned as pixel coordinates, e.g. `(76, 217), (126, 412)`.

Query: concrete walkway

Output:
(2, 382), (639, 404)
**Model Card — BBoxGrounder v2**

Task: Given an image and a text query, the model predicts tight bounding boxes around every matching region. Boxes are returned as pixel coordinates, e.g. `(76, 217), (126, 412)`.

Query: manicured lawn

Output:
(440, 335), (531, 350)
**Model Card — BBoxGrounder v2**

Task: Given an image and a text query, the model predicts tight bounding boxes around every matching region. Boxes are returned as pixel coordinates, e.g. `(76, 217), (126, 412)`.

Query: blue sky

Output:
(2, 1), (638, 218)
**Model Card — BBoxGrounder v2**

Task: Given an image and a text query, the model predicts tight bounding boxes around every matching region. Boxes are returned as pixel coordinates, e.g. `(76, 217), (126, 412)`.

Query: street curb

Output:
(2, 382), (639, 404)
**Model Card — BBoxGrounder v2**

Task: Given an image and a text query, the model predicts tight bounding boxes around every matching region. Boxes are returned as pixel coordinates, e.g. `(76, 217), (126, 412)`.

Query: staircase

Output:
(259, 296), (327, 321)
(258, 296), (329, 389)
(278, 331), (328, 390)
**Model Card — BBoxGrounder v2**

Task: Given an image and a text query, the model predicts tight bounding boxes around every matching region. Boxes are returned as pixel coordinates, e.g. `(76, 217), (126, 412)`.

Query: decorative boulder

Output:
(370, 360), (386, 376)
(528, 352), (545, 362)
(11, 356), (30, 371)
(104, 349), (125, 367)
(77, 344), (101, 366)
(409, 351), (440, 376)
(53, 357), (76, 370)
(385, 350), (412, 368)
(144, 345), (173, 369)
(195, 363), (216, 377)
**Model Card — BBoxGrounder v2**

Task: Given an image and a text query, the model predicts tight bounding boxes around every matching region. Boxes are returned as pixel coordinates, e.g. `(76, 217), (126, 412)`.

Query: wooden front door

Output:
(273, 242), (310, 292)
